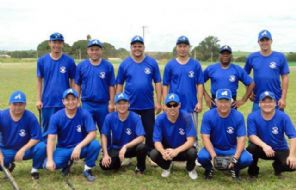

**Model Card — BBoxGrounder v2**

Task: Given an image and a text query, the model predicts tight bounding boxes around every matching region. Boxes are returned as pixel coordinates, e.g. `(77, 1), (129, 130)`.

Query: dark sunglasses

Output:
(166, 103), (179, 108)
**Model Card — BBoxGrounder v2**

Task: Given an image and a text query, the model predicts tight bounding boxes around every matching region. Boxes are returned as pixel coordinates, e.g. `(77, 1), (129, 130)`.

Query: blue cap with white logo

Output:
(49, 32), (64, 41)
(259, 91), (276, 101)
(115, 92), (129, 103)
(258, 30), (272, 41)
(63, 88), (79, 99)
(216, 89), (232, 100)
(165, 93), (180, 104)
(130, 35), (144, 45)
(220, 45), (232, 53)
(9, 90), (26, 104)
(87, 39), (103, 48)
(176, 35), (190, 45)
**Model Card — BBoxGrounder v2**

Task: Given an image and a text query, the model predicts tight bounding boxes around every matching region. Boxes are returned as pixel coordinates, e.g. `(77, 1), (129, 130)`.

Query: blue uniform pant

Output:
(1, 142), (46, 169)
(49, 140), (100, 169)
(42, 107), (63, 139)
(198, 147), (253, 170)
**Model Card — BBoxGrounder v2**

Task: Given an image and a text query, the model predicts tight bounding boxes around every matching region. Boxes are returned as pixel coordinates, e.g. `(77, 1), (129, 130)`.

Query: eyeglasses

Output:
(166, 103), (179, 108)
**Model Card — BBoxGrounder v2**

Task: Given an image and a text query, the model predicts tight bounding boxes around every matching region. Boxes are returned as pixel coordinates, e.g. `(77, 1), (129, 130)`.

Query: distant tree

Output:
(37, 40), (71, 57)
(8, 50), (37, 58)
(234, 56), (247, 63)
(102, 42), (117, 58)
(116, 48), (129, 59)
(71, 40), (88, 59)
(87, 34), (92, 40)
(191, 36), (220, 62)
(287, 52), (296, 62)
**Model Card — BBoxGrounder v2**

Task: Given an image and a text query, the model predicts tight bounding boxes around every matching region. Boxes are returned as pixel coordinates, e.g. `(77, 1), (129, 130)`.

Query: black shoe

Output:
(204, 168), (214, 179)
(230, 169), (240, 180)
(8, 163), (15, 173)
(31, 172), (40, 180)
(135, 167), (144, 175)
(61, 160), (74, 176)
(272, 162), (282, 176)
(248, 166), (259, 178)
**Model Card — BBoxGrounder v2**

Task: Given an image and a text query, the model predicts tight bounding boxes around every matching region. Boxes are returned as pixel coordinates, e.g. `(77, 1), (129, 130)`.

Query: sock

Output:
(31, 168), (38, 173)
(84, 165), (92, 171)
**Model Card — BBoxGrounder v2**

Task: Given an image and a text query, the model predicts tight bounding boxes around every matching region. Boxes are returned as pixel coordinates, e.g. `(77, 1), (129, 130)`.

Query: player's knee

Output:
(197, 148), (211, 163)
(149, 149), (160, 161)
(186, 147), (197, 159)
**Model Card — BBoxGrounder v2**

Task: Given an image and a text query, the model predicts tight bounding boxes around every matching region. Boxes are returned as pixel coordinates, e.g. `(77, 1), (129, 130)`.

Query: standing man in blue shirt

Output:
(116, 35), (162, 153)
(36, 33), (76, 138)
(150, 93), (198, 180)
(247, 91), (296, 177)
(204, 45), (254, 108)
(45, 89), (100, 182)
(0, 91), (46, 180)
(198, 89), (253, 180)
(100, 93), (147, 174)
(163, 36), (204, 131)
(244, 30), (289, 111)
(75, 39), (115, 135)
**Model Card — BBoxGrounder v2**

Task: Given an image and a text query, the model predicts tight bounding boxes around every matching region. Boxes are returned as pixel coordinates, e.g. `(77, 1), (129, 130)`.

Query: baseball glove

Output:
(213, 156), (232, 170)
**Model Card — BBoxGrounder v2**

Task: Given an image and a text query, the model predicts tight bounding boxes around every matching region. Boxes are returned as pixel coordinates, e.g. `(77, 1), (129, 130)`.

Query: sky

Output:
(0, 0), (295, 52)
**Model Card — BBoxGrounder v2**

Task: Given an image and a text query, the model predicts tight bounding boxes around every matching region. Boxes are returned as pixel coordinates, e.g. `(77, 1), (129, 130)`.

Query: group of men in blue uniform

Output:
(0, 29), (295, 182)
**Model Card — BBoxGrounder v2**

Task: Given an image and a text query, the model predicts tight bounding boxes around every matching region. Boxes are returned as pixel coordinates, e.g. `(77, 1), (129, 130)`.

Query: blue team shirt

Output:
(244, 51), (289, 103)
(163, 58), (204, 112)
(247, 110), (296, 150)
(116, 56), (161, 110)
(37, 53), (76, 107)
(75, 59), (115, 103)
(0, 109), (42, 150)
(101, 111), (145, 150)
(204, 63), (253, 96)
(153, 110), (197, 148)
(47, 108), (96, 148)
(201, 109), (246, 150)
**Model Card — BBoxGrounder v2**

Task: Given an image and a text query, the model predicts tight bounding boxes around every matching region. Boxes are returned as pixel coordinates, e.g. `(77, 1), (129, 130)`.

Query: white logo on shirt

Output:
(126, 128), (132, 135)
(227, 126), (234, 134)
(269, 62), (277, 69)
(144, 67), (151, 75)
(229, 75), (236, 82)
(99, 72), (106, 79)
(76, 125), (82, 133)
(60, 66), (66, 73)
(19, 129), (26, 137)
(188, 71), (194, 78)
(179, 128), (185, 136)
(272, 127), (279, 135)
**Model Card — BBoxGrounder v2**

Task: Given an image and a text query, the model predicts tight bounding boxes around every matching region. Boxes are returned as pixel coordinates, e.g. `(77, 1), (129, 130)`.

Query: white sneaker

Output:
(188, 169), (198, 180)
(161, 164), (172, 178)
(121, 158), (131, 166)
(195, 160), (201, 167)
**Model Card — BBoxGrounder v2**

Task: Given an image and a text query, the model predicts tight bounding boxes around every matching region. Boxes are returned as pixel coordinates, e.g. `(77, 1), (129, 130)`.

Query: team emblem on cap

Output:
(144, 67), (151, 75)
(227, 126), (234, 134)
(76, 125), (82, 133)
(229, 75), (236, 82)
(272, 127), (279, 135)
(19, 129), (26, 137)
(188, 71), (194, 78)
(261, 30), (268, 36)
(221, 90), (228, 96)
(118, 93), (124, 98)
(269, 62), (277, 69)
(169, 94), (175, 100)
(99, 72), (106, 79)
(60, 66), (66, 73)
(126, 128), (132, 135)
(14, 93), (22, 100)
(179, 128), (185, 136)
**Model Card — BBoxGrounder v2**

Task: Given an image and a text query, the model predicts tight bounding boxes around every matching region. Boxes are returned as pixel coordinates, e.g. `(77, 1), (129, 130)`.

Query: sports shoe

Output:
(248, 166), (259, 178)
(121, 158), (131, 166)
(135, 167), (144, 175)
(31, 172), (40, 180)
(195, 160), (201, 167)
(61, 160), (73, 176)
(188, 169), (198, 180)
(83, 169), (95, 182)
(230, 169), (240, 180)
(161, 164), (172, 178)
(8, 163), (16, 173)
(204, 168), (214, 179)
(272, 162), (282, 176)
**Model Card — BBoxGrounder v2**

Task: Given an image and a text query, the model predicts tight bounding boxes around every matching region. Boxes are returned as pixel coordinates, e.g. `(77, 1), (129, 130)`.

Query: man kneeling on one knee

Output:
(100, 92), (147, 174)
(150, 93), (198, 180)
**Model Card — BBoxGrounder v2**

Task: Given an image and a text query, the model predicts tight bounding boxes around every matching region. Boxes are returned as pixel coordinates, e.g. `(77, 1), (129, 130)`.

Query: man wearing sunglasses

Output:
(244, 30), (289, 111)
(150, 93), (198, 180)
(198, 89), (253, 180)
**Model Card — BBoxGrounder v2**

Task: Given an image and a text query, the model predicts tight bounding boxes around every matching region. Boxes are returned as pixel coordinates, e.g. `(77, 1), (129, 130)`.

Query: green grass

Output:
(1, 59), (296, 190)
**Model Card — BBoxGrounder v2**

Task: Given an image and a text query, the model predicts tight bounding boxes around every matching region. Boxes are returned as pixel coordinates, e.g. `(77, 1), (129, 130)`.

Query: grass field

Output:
(0, 59), (296, 190)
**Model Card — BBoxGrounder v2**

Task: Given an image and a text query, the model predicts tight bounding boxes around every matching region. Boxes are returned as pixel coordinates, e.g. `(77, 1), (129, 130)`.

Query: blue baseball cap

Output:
(130, 35), (144, 45)
(259, 91), (276, 101)
(165, 93), (180, 104)
(220, 45), (232, 54)
(9, 90), (26, 104)
(87, 39), (103, 48)
(63, 88), (79, 99)
(216, 89), (232, 100)
(115, 92), (129, 103)
(258, 30), (272, 41)
(49, 32), (64, 41)
(176, 35), (190, 45)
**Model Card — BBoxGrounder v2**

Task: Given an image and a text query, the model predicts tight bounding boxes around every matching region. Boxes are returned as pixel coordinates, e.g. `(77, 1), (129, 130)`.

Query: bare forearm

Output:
(234, 137), (246, 159)
(289, 138), (296, 156)
(73, 84), (81, 96)
(77, 131), (96, 148)
(202, 135), (216, 158)
(109, 86), (115, 104)
(175, 137), (195, 154)
(155, 83), (162, 105)
(69, 79), (75, 88)
(47, 135), (57, 161)
(101, 135), (109, 155)
(281, 75), (289, 99)
(249, 135), (268, 148)
(116, 84), (123, 94)
(37, 77), (43, 101)
(162, 85), (168, 103)
(242, 82), (255, 102)
(124, 136), (145, 149)
(155, 142), (166, 155)
(197, 84), (204, 103)
(21, 139), (39, 152)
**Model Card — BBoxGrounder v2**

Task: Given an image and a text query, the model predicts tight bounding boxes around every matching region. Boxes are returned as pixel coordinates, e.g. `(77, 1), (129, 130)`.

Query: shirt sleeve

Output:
(74, 63), (82, 85)
(116, 63), (125, 85)
(101, 114), (111, 136)
(108, 64), (116, 86)
(195, 62), (204, 85)
(153, 61), (162, 83)
(244, 56), (252, 74)
(36, 58), (44, 78)
(185, 114), (197, 138)
(238, 66), (253, 86)
(68, 58), (76, 79)
(247, 114), (257, 137)
(280, 54), (290, 75)
(153, 117), (162, 142)
(135, 116), (145, 136)
(203, 66), (210, 82)
(29, 113), (42, 140)
(283, 114), (296, 139)
(47, 115), (58, 135)
(83, 110), (96, 132)
(236, 113), (246, 137)
(162, 63), (170, 86)
(200, 112), (211, 135)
